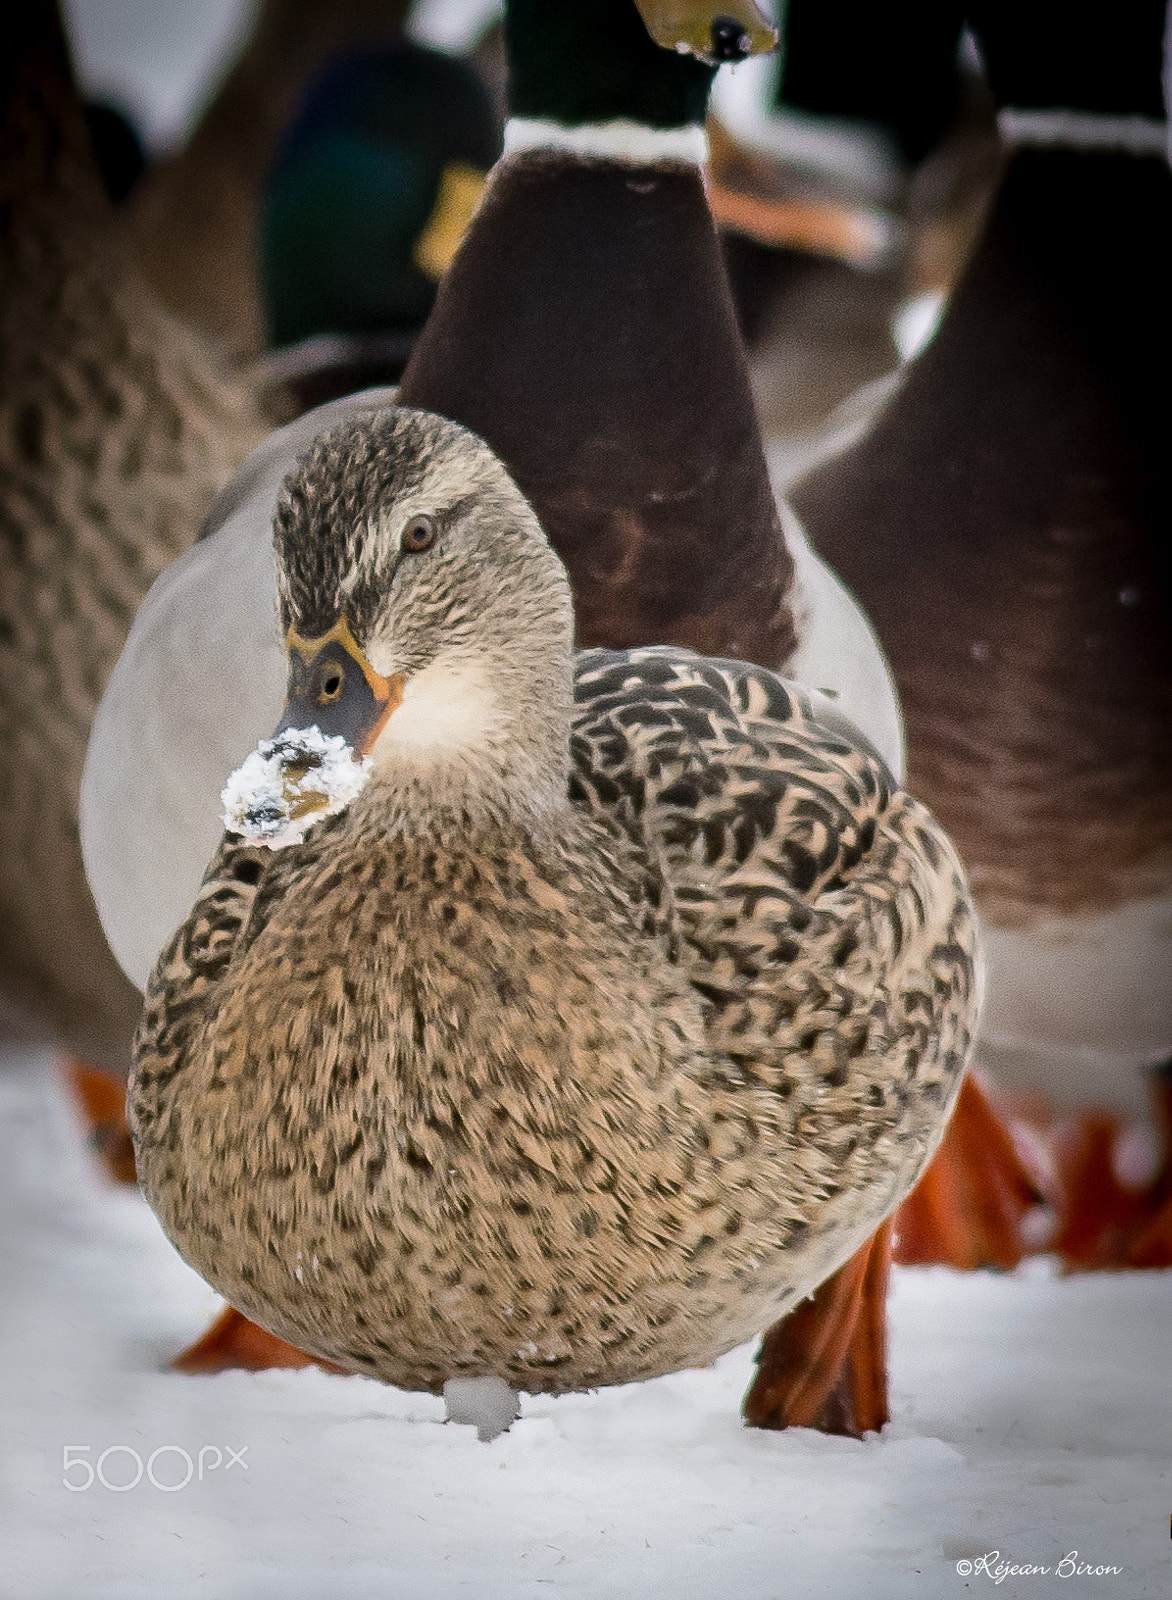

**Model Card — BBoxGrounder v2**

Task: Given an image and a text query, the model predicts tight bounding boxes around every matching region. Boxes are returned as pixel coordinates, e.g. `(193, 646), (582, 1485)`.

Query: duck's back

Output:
(572, 648), (977, 1128)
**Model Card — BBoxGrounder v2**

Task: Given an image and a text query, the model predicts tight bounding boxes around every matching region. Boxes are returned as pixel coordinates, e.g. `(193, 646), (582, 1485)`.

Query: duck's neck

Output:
(504, 0), (713, 150)
(399, 0), (795, 668)
(359, 636), (576, 837)
(765, 0), (964, 190)
(971, 0), (1167, 131)
(350, 742), (577, 852)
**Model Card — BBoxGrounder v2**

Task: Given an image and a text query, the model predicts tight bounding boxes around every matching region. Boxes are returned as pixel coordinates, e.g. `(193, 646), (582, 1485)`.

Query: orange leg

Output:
(1123, 1193), (1172, 1267)
(1123, 1067), (1172, 1267)
(1043, 1114), (1149, 1269)
(172, 1307), (347, 1375)
(893, 1074), (1041, 1270)
(743, 1219), (891, 1437)
(64, 1059), (138, 1184)
(1127, 1062), (1172, 1260)
(1044, 1064), (1172, 1270)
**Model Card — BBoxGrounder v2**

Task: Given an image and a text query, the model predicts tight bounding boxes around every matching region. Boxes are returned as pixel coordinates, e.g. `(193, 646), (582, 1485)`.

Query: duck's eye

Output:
(318, 665), (344, 703)
(401, 515), (437, 554)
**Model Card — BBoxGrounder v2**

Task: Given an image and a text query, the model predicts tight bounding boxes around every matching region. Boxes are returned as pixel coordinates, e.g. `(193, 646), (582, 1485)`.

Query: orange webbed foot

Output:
(172, 1307), (347, 1376)
(1043, 1113), (1150, 1268)
(1124, 1066), (1172, 1267)
(1122, 1194), (1172, 1267)
(743, 1219), (891, 1438)
(64, 1059), (137, 1184)
(1044, 1064), (1172, 1270)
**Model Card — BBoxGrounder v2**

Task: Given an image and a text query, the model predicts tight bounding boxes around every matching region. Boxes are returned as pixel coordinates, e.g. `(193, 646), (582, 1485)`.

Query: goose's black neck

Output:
(967, 0), (1167, 120)
(505, 0), (716, 130)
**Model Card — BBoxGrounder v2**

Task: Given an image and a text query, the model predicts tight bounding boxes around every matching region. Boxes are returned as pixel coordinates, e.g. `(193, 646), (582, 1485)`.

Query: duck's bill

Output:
(634, 1), (777, 62)
(220, 619), (404, 849)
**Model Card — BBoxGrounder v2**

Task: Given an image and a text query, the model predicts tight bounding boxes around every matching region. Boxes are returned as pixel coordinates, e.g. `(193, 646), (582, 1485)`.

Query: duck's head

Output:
(261, 41), (502, 354)
(221, 408), (575, 847)
(504, 1), (776, 138)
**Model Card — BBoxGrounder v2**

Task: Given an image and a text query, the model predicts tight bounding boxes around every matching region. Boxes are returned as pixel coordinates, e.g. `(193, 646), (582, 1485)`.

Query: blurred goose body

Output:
(0, 1), (264, 1072)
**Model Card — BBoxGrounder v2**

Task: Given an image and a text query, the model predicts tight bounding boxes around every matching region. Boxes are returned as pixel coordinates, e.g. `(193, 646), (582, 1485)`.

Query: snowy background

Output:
(2, 1049), (1168, 1600)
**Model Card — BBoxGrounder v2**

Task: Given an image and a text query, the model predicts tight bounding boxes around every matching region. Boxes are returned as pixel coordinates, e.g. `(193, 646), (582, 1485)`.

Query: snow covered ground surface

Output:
(1, 1048), (1168, 1600)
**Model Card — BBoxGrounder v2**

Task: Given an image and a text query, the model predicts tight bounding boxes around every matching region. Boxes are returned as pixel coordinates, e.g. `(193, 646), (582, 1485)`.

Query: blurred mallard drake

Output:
(259, 38), (502, 410)
(792, 0), (1172, 1265)
(126, 0), (416, 357)
(709, 0), (1001, 475)
(132, 404), (979, 1415)
(85, 0), (902, 1000)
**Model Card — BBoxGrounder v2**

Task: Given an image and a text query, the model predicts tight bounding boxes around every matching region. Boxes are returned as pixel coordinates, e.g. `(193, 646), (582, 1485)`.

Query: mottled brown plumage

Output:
(131, 409), (977, 1395)
(0, 2), (266, 1068)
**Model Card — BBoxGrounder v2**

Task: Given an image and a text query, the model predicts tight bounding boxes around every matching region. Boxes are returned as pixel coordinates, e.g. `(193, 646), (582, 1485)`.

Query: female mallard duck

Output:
(84, 0), (988, 1427)
(132, 405), (979, 1414)
(790, 0), (1172, 1265)
(0, 0), (265, 1082)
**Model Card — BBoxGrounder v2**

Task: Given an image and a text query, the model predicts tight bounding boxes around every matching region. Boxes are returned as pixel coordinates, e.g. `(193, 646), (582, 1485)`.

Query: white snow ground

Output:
(45, 11), (1169, 1589)
(1, 1048), (1168, 1600)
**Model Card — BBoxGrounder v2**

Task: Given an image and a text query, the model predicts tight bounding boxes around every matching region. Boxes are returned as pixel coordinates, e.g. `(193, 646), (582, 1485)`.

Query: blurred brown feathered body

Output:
(0, 3), (266, 1068)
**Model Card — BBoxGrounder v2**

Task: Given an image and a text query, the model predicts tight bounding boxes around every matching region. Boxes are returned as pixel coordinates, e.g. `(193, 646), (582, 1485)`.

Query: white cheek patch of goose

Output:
(220, 726), (372, 849)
